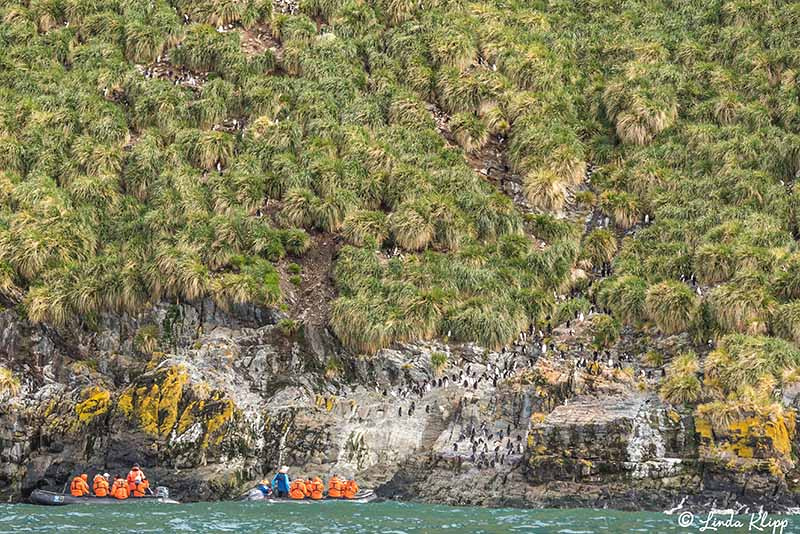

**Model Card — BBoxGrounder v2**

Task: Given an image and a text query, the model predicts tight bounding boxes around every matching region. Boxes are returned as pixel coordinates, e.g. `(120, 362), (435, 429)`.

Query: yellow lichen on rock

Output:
(203, 398), (234, 447)
(137, 384), (160, 436)
(176, 400), (198, 436)
(117, 390), (133, 417)
(694, 416), (712, 440)
(113, 365), (190, 438)
(694, 403), (796, 471)
(110, 365), (238, 451)
(75, 387), (111, 424)
(157, 366), (188, 436)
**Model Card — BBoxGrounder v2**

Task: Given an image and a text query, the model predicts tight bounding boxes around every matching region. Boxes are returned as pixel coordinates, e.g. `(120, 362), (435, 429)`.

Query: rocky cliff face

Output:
(1, 302), (799, 512)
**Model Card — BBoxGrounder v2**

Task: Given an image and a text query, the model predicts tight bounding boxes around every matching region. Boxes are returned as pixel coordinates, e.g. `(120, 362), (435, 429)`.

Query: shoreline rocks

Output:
(1, 304), (799, 513)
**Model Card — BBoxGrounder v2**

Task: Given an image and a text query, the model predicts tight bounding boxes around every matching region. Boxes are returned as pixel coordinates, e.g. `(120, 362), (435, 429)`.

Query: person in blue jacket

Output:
(255, 479), (272, 497)
(271, 466), (291, 498)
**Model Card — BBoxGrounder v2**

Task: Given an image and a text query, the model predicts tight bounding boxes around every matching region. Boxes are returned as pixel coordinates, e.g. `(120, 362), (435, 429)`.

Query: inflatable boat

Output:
(30, 487), (179, 506)
(242, 489), (377, 504)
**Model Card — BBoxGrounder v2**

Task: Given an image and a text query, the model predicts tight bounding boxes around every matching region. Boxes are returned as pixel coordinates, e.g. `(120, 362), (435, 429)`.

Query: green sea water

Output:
(0, 501), (797, 534)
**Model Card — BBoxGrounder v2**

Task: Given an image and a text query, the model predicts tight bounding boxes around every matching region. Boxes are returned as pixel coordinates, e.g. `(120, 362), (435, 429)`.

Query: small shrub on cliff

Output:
(703, 334), (800, 397)
(772, 301), (800, 345)
(430, 351), (448, 375)
(643, 351), (664, 367)
(574, 190), (596, 207)
(589, 314), (620, 348)
(324, 357), (344, 379)
(596, 275), (647, 325)
(660, 352), (702, 405)
(581, 229), (617, 268)
(278, 318), (301, 337)
(553, 297), (591, 325)
(707, 273), (776, 335)
(645, 281), (698, 335)
(0, 367), (20, 399)
(133, 324), (161, 355)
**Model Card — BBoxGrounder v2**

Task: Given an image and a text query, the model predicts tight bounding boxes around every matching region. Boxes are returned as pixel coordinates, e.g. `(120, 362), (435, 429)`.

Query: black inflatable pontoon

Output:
(30, 488), (179, 506)
(242, 489), (376, 504)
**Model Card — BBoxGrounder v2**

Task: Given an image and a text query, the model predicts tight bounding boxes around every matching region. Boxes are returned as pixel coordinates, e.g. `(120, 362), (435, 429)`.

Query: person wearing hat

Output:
(92, 472), (110, 497)
(271, 466), (291, 498)
(255, 479), (272, 498)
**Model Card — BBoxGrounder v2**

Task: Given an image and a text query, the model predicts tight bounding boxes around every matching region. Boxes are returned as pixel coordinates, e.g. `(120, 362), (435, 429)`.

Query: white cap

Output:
(103, 473), (110, 478)
(279, 466), (289, 474)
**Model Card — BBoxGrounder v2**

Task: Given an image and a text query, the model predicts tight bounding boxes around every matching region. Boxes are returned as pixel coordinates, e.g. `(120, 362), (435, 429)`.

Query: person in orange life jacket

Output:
(70, 474), (90, 497)
(111, 475), (129, 500)
(309, 477), (324, 500)
(327, 474), (343, 498)
(127, 464), (145, 491)
(132, 474), (150, 497)
(288, 478), (307, 500)
(343, 479), (359, 499)
(93, 473), (110, 497)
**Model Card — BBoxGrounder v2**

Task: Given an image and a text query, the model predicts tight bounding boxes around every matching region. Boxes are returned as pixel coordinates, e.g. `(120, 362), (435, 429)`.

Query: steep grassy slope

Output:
(1, 0), (800, 436)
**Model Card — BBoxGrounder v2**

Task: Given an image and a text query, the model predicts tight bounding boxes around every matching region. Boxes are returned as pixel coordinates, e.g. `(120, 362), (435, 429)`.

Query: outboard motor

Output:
(156, 486), (169, 499)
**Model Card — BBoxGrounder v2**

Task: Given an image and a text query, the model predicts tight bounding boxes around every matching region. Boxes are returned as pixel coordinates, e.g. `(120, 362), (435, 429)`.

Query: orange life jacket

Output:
(70, 476), (89, 497)
(127, 468), (144, 491)
(289, 480), (306, 500)
(327, 477), (343, 498)
(112, 479), (129, 500)
(93, 475), (109, 497)
(343, 479), (359, 499)
(132, 478), (149, 497)
(310, 478), (324, 500)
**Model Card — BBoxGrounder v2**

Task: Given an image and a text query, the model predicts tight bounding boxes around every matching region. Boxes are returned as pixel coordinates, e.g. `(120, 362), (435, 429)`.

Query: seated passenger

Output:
(111, 476), (129, 500)
(70, 474), (90, 497)
(255, 479), (272, 497)
(327, 474), (343, 499)
(289, 479), (306, 500)
(92, 473), (110, 497)
(343, 479), (359, 499)
(127, 464), (145, 492)
(309, 477), (324, 500)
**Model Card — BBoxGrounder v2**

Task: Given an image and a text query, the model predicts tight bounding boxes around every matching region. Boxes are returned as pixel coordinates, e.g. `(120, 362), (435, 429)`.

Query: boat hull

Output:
(243, 489), (376, 504)
(30, 489), (179, 506)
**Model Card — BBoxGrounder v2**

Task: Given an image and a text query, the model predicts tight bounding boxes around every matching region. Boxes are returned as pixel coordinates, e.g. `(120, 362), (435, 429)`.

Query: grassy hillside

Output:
(2, 0), (800, 419)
